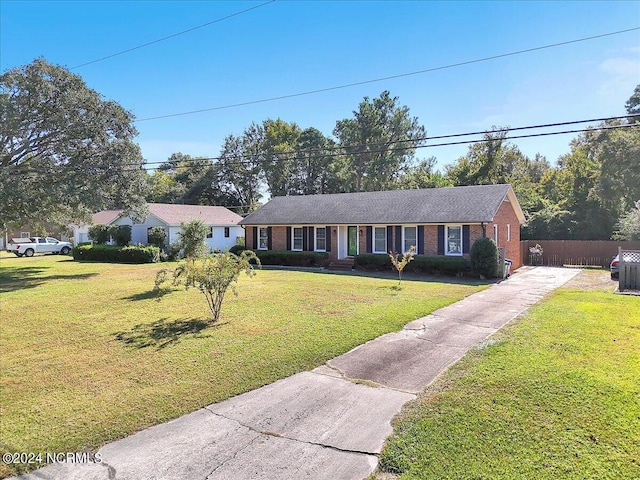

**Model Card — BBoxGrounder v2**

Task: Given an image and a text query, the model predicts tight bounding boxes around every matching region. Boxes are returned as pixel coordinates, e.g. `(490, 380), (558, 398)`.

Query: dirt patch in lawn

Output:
(563, 268), (617, 292)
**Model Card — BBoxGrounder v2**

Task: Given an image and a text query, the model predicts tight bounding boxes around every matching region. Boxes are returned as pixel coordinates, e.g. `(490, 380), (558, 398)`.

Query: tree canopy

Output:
(0, 58), (148, 228)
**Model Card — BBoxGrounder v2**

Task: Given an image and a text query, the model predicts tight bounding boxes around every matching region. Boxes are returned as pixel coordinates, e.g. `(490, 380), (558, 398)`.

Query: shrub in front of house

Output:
(88, 224), (110, 244)
(470, 237), (499, 278)
(255, 250), (329, 267)
(147, 226), (168, 249)
(108, 225), (132, 246)
(229, 245), (246, 255)
(72, 244), (160, 263)
(355, 254), (470, 276)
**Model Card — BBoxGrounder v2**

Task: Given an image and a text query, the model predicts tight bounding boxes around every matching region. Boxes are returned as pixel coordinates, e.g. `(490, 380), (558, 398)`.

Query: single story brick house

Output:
(239, 184), (525, 268)
(73, 203), (244, 251)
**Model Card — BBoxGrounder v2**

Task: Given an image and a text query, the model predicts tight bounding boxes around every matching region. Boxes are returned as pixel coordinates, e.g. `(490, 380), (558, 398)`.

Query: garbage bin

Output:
(505, 259), (513, 278)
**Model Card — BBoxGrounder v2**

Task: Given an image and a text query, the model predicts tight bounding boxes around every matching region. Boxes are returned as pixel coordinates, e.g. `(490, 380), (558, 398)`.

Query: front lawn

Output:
(0, 253), (486, 477)
(376, 270), (640, 479)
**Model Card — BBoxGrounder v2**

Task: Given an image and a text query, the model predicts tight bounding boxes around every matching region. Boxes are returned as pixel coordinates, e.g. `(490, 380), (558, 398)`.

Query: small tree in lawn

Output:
(389, 245), (416, 286)
(154, 250), (260, 324)
(178, 219), (208, 258)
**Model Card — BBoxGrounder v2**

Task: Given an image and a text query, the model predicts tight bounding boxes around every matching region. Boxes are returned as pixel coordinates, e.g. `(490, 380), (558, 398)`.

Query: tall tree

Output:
(333, 91), (426, 192)
(625, 84), (640, 122)
(291, 127), (340, 195)
(216, 127), (263, 213)
(261, 119), (301, 196)
(396, 157), (452, 189)
(0, 58), (148, 227)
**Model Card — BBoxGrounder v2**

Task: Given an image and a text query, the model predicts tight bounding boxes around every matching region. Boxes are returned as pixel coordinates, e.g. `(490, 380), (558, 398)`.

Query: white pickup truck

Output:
(6, 237), (73, 257)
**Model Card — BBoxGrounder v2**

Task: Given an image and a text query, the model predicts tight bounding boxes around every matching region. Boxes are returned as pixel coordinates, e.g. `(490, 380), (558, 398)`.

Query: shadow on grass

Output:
(316, 268), (494, 287)
(0, 265), (98, 293)
(121, 290), (159, 301)
(114, 317), (225, 349)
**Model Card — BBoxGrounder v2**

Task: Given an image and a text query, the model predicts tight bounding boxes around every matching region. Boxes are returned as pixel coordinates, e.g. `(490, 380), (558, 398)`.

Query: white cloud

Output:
(598, 56), (640, 98)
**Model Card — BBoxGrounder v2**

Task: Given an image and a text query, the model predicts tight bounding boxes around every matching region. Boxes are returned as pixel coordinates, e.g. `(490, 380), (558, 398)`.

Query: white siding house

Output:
(73, 203), (244, 251)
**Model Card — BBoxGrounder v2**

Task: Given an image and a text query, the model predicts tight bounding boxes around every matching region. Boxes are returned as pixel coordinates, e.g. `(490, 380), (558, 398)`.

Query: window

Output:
(446, 226), (462, 255)
(258, 227), (269, 250)
(403, 226), (417, 253)
(493, 224), (499, 244)
(314, 227), (326, 251)
(38, 238), (46, 244)
(20, 232), (30, 238)
(507, 224), (511, 242)
(206, 227), (213, 239)
(224, 227), (230, 238)
(292, 227), (303, 251)
(374, 227), (386, 253)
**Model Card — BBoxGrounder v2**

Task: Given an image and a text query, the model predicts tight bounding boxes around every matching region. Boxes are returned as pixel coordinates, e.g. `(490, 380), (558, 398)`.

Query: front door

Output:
(348, 226), (358, 256)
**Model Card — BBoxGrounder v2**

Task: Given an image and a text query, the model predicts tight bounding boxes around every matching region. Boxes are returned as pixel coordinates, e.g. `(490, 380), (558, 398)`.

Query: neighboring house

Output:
(240, 184), (525, 269)
(73, 203), (244, 251)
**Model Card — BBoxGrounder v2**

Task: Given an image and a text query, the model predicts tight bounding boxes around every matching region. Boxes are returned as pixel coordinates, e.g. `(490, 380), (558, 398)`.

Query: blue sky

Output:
(2, 1), (639, 172)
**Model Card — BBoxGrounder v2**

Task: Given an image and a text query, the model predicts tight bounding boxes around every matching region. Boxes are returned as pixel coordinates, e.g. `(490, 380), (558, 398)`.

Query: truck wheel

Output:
(60, 246), (70, 255)
(24, 248), (34, 257)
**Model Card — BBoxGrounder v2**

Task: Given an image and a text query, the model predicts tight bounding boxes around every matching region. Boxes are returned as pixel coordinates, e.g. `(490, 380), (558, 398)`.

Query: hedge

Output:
(72, 244), (160, 263)
(355, 253), (470, 276)
(254, 250), (329, 267)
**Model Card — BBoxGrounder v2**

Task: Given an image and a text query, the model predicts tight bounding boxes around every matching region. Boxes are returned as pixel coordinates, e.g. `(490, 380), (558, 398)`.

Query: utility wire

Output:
(134, 27), (640, 122)
(135, 114), (640, 168)
(71, 1), (276, 69)
(5, 119), (638, 175)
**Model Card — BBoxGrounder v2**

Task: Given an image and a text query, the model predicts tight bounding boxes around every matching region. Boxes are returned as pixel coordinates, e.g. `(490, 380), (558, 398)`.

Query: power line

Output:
(71, 1), (276, 69)
(134, 114), (640, 168)
(4, 117), (638, 175)
(134, 27), (640, 122)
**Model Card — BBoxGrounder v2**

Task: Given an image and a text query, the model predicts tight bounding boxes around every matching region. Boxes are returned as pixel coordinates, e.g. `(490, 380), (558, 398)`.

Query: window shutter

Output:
(302, 227), (308, 251)
(326, 226), (332, 252)
(386, 226), (393, 253)
(308, 227), (315, 251)
(286, 227), (292, 250)
(252, 227), (258, 250)
(395, 226), (402, 253)
(267, 227), (272, 250)
(417, 225), (424, 255)
(366, 226), (372, 254)
(437, 225), (444, 255)
(463, 225), (470, 253)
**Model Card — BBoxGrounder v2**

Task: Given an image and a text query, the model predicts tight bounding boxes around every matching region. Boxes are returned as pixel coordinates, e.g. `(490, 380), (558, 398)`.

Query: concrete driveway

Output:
(12, 266), (580, 480)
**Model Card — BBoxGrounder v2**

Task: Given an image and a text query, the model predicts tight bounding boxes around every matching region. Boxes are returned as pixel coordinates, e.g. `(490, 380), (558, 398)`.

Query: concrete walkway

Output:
(14, 267), (580, 480)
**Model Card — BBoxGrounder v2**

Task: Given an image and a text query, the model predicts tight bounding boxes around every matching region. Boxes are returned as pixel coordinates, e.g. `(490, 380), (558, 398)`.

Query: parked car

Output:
(6, 237), (72, 257)
(610, 253), (637, 280)
(611, 254), (620, 280)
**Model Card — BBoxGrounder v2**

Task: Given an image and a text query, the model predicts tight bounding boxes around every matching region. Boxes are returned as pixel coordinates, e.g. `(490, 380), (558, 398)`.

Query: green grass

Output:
(376, 270), (640, 479)
(0, 253), (486, 477)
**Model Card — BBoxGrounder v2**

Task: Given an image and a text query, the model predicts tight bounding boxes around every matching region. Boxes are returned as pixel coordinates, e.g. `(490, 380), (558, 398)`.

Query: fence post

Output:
(619, 246), (625, 292)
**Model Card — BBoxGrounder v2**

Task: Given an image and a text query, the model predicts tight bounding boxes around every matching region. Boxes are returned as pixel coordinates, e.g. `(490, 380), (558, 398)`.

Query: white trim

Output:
(507, 224), (511, 242)
(402, 225), (417, 254)
(493, 224), (499, 244)
(314, 226), (327, 252)
(373, 226), (387, 254)
(258, 227), (269, 250)
(292, 226), (303, 251)
(445, 225), (463, 256)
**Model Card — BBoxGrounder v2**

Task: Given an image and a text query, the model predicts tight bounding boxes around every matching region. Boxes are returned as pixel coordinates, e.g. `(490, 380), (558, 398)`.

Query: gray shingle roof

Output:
(240, 185), (520, 226)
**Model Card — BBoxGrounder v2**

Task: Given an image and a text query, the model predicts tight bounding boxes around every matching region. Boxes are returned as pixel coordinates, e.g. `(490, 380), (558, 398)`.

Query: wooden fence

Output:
(520, 240), (640, 268)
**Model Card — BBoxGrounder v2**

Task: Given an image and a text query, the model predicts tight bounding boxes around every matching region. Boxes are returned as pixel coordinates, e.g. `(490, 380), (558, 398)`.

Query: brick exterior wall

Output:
(242, 203), (522, 269)
(488, 200), (522, 268)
